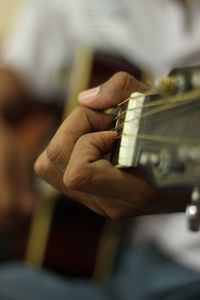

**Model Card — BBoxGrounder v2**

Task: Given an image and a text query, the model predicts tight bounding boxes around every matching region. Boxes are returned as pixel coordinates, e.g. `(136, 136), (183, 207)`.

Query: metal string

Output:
(112, 89), (200, 146)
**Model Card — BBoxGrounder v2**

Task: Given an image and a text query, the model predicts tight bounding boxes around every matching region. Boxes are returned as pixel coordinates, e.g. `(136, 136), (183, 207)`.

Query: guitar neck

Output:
(110, 66), (200, 191)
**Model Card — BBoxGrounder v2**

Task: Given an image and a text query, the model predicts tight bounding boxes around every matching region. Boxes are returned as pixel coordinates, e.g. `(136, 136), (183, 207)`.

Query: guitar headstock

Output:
(111, 66), (200, 231)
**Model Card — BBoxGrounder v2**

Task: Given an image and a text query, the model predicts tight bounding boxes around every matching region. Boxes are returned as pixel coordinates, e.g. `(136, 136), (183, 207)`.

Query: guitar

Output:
(111, 66), (200, 231)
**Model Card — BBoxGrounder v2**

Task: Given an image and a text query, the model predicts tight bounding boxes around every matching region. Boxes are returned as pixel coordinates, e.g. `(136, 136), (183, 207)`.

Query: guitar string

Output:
(112, 90), (200, 146)
(117, 92), (152, 107)
(114, 99), (197, 133)
(115, 89), (200, 122)
(113, 91), (200, 132)
(117, 76), (180, 107)
(115, 97), (185, 122)
(116, 133), (199, 146)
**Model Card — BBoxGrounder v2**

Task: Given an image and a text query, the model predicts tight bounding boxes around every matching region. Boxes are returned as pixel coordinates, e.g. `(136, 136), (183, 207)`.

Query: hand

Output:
(35, 72), (188, 219)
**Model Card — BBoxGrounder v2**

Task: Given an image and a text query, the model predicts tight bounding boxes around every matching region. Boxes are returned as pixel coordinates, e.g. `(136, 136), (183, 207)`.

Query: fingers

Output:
(61, 129), (156, 208)
(34, 150), (66, 191)
(78, 71), (148, 110)
(63, 131), (117, 193)
(46, 107), (112, 173)
(35, 149), (116, 217)
(35, 148), (139, 219)
(37, 72), (146, 178)
(35, 129), (117, 195)
(35, 149), (104, 211)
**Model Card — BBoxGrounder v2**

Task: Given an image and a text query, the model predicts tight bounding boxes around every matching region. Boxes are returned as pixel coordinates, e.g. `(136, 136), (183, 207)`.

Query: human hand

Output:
(35, 72), (188, 219)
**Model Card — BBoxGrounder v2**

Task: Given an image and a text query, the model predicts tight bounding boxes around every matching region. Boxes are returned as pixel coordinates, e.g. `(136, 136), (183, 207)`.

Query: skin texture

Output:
(35, 72), (189, 219)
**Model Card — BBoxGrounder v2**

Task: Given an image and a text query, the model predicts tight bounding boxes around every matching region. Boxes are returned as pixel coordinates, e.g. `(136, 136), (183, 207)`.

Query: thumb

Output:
(78, 72), (147, 110)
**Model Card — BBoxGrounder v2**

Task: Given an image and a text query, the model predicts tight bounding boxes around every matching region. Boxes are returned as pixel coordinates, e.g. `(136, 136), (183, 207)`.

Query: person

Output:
(0, 0), (199, 222)
(0, 0), (200, 299)
(1, 72), (200, 300)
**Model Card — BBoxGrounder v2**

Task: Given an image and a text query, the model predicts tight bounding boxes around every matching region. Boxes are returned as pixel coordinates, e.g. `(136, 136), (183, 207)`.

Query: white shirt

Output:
(2, 0), (200, 97)
(2, 0), (200, 270)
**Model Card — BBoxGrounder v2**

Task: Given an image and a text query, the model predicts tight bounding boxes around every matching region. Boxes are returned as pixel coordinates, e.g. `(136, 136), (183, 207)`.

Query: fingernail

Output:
(78, 86), (100, 102)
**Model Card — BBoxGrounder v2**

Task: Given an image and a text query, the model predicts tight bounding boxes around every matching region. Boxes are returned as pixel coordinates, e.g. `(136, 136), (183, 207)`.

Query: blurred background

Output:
(0, 0), (24, 36)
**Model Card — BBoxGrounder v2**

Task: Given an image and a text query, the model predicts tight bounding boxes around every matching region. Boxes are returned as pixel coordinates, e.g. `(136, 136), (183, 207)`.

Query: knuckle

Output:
(63, 168), (92, 191)
(63, 174), (80, 189)
(47, 140), (66, 167)
(74, 107), (95, 132)
(73, 106), (89, 118)
(103, 72), (136, 103)
(34, 156), (50, 180)
(113, 71), (131, 81)
(77, 134), (89, 145)
(113, 71), (146, 95)
(47, 141), (60, 162)
(113, 71), (132, 88)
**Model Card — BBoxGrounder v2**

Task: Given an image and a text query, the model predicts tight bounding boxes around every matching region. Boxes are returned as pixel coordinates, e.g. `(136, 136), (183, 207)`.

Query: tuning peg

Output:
(139, 152), (149, 166)
(139, 152), (160, 167)
(186, 186), (200, 232)
(154, 75), (186, 95)
(140, 149), (185, 175)
(178, 145), (200, 163)
(191, 70), (200, 88)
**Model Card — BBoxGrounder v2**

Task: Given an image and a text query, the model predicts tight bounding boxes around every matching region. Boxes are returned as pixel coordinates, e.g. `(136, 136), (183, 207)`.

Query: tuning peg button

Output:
(139, 150), (185, 175)
(191, 70), (200, 88)
(186, 186), (200, 232)
(139, 152), (160, 166)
